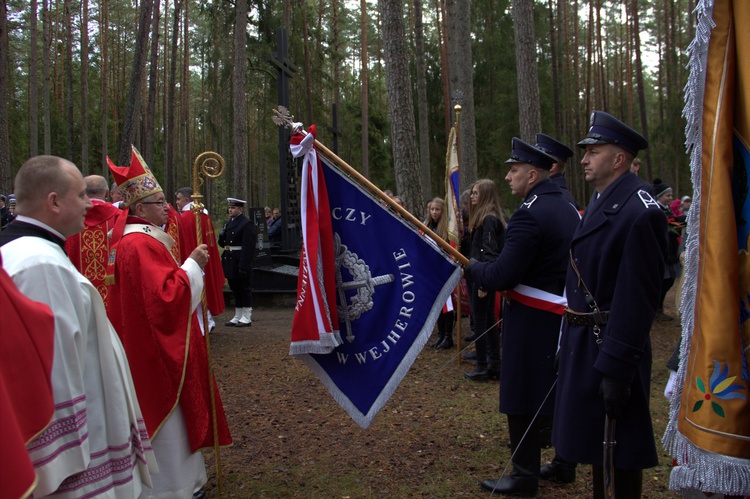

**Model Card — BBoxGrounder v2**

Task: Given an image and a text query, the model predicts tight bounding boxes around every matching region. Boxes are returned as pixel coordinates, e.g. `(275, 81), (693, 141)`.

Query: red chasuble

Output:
(64, 199), (122, 306)
(165, 204), (183, 263)
(106, 218), (231, 452)
(178, 210), (226, 316)
(0, 259), (55, 499)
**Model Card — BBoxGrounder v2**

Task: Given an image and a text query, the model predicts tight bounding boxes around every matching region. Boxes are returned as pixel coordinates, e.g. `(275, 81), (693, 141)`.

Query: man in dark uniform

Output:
(535, 133), (578, 210)
(218, 198), (257, 327)
(553, 111), (667, 498)
(465, 138), (581, 497)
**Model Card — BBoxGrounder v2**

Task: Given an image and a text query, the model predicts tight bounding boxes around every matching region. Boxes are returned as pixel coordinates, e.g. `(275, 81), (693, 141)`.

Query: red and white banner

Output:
(289, 126), (342, 355)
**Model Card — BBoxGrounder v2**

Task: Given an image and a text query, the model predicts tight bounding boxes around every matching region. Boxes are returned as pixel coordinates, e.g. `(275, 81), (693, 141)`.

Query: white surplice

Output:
(1, 233), (156, 498)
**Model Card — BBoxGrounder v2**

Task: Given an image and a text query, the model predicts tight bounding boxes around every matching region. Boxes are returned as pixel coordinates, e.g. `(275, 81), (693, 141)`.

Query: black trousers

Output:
(470, 282), (500, 369)
(228, 274), (253, 308)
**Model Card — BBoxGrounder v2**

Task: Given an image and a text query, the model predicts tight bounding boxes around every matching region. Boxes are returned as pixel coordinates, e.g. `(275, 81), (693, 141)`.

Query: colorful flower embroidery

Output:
(693, 360), (747, 417)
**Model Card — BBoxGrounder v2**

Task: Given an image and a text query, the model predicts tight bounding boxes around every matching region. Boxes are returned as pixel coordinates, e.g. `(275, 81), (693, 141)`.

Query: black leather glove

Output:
(599, 376), (631, 420)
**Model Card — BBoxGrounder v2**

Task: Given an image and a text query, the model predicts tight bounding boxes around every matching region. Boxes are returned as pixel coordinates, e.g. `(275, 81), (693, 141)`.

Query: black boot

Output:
(481, 414), (540, 496)
(429, 331), (444, 348)
(480, 474), (538, 497)
(436, 312), (455, 349)
(540, 454), (576, 483)
(464, 366), (489, 382)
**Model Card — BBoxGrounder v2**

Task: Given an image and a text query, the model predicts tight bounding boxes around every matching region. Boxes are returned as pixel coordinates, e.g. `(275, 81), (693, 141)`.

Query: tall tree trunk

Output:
(118, 0), (154, 166)
(436, 0), (450, 145)
(30, 0), (39, 157)
(143, 0), (160, 168)
(81, 0), (89, 173)
(166, 0), (182, 197)
(414, 0), (430, 199)
(360, 0), (369, 177)
(332, 0), (341, 152)
(378, 0), (422, 213)
(512, 0), (541, 142)
(180, 0), (189, 188)
(64, 0), (74, 160)
(445, 0), (477, 188)
(547, 0), (561, 136)
(302, 0), (313, 125)
(99, 0), (108, 178)
(631, 0), (651, 177)
(0, 0), (10, 190)
(233, 0), (248, 198)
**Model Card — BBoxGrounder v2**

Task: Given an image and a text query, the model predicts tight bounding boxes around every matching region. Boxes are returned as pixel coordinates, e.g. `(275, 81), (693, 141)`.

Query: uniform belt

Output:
(224, 246), (242, 251)
(563, 307), (609, 326)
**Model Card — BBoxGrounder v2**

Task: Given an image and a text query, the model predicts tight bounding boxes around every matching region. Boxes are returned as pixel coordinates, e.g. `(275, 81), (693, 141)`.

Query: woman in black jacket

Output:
(465, 179), (506, 381)
(423, 197), (455, 349)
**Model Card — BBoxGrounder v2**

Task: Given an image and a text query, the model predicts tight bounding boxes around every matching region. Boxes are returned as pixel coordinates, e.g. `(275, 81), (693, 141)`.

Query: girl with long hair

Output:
(465, 179), (506, 381)
(423, 197), (455, 349)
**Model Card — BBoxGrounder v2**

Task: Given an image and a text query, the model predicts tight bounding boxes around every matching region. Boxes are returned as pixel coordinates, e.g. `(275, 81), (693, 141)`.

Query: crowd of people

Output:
(417, 112), (684, 498)
(0, 147), (276, 498)
(1, 110), (692, 498)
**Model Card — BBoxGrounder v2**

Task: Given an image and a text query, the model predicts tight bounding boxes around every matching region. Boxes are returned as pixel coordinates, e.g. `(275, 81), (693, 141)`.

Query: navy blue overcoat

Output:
(468, 179), (580, 415)
(553, 172), (667, 469)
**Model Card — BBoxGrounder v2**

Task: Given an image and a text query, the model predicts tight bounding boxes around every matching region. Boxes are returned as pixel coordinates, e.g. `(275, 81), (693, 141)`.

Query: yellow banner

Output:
(677, 0), (750, 459)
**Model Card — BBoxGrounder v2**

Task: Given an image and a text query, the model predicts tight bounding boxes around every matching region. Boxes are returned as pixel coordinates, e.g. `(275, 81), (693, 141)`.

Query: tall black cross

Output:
(267, 28), (299, 252)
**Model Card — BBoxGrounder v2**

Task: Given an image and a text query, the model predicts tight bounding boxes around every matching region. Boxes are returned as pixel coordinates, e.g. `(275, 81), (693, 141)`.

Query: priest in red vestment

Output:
(64, 174), (122, 307)
(176, 187), (225, 331)
(0, 253), (55, 499)
(105, 146), (231, 498)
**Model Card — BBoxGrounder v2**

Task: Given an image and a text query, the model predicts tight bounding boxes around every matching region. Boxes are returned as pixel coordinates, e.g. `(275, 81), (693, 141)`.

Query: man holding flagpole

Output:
(466, 138), (580, 496)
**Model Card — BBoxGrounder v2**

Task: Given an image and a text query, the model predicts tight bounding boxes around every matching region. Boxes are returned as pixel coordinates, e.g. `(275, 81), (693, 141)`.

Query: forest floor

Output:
(201, 289), (682, 498)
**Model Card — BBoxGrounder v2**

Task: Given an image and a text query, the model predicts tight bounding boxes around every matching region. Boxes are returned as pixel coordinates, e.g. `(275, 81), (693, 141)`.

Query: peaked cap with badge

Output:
(577, 111), (649, 155)
(535, 133), (574, 162)
(505, 137), (557, 170)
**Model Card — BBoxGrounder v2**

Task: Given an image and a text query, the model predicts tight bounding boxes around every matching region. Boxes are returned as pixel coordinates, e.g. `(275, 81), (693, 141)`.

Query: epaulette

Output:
(637, 190), (659, 209)
(521, 194), (538, 209)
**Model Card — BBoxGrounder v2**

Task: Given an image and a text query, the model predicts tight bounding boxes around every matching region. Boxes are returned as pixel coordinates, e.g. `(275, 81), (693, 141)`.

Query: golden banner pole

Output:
(191, 151), (226, 495)
(453, 104), (463, 364)
(273, 108), (469, 266)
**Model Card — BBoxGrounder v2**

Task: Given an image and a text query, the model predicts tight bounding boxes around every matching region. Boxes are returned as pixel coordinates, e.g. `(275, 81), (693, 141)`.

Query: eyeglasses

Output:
(141, 200), (168, 207)
(470, 191), (479, 196)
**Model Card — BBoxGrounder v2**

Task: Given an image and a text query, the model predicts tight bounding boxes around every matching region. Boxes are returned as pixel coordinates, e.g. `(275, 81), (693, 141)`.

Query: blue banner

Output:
(298, 153), (462, 429)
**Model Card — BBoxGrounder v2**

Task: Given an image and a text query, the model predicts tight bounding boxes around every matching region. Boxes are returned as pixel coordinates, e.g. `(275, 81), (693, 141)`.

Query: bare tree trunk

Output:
(378, 0), (423, 213)
(118, 0), (154, 166)
(166, 0), (181, 197)
(64, 0), (74, 160)
(143, 0), (160, 168)
(99, 0), (108, 177)
(631, 0), (651, 176)
(233, 0), (248, 198)
(436, 0), (450, 145)
(332, 0), (341, 152)
(445, 0), (477, 188)
(81, 0), (89, 173)
(414, 0), (430, 199)
(30, 0), (39, 157)
(180, 0), (189, 188)
(547, 0), (561, 136)
(0, 0), (10, 190)
(512, 0), (541, 141)
(360, 0), (369, 177)
(302, 0), (313, 125)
